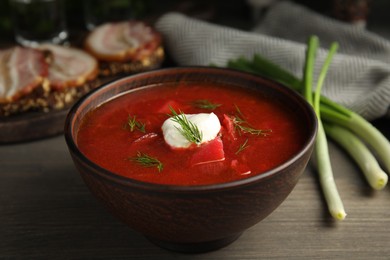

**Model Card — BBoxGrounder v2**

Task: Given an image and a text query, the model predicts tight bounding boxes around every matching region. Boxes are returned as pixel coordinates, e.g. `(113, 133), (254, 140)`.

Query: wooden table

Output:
(1, 117), (389, 259)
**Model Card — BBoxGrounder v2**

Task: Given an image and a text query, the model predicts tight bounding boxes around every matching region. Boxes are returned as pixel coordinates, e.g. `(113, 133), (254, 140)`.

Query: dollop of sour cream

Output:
(162, 113), (221, 148)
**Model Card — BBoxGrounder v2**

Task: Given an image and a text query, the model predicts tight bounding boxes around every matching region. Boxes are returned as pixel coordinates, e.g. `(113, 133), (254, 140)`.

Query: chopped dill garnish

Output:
(126, 115), (146, 133)
(236, 138), (249, 154)
(231, 105), (272, 136)
(130, 151), (163, 172)
(192, 99), (221, 110)
(168, 106), (203, 145)
(234, 104), (243, 116)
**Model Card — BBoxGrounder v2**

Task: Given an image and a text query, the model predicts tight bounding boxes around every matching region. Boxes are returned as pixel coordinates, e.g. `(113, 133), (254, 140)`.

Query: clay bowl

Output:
(64, 67), (317, 253)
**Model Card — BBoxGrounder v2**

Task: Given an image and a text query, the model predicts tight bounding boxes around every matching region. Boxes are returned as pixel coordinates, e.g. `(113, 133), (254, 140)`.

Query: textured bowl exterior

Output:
(71, 148), (311, 243)
(65, 67), (317, 252)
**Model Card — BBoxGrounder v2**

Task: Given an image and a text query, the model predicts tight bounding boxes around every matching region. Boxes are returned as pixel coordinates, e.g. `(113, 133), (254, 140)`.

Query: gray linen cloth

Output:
(155, 1), (390, 120)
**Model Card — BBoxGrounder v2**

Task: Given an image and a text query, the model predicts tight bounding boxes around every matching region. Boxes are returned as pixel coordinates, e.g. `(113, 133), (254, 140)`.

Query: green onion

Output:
(321, 104), (390, 175)
(304, 37), (346, 220)
(303, 36), (319, 104)
(227, 55), (302, 91)
(324, 123), (388, 190)
(225, 35), (390, 220)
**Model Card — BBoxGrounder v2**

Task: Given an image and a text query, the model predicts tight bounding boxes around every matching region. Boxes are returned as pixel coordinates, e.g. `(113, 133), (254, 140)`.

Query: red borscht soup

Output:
(77, 83), (306, 185)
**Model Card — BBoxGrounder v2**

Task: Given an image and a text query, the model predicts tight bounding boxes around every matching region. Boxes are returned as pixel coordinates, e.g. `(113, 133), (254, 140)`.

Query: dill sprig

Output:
(236, 138), (249, 154)
(169, 106), (203, 145)
(192, 99), (221, 110)
(130, 151), (163, 172)
(231, 105), (271, 136)
(126, 115), (146, 133)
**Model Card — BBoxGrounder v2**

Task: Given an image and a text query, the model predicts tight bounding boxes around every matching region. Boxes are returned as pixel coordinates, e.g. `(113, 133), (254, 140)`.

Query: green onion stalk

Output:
(226, 35), (390, 220)
(324, 123), (388, 190)
(304, 36), (346, 220)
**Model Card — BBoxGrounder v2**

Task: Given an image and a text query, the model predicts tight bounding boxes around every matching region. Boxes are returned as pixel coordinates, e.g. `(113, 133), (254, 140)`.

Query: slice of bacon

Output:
(0, 46), (48, 103)
(38, 44), (98, 90)
(84, 21), (162, 62)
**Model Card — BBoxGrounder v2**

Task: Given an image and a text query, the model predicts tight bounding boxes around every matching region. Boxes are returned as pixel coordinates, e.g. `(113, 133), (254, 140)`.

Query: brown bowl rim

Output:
(64, 66), (317, 193)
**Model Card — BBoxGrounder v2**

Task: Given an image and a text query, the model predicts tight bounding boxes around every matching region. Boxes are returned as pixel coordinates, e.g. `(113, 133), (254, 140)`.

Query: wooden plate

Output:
(0, 75), (119, 144)
(0, 109), (69, 143)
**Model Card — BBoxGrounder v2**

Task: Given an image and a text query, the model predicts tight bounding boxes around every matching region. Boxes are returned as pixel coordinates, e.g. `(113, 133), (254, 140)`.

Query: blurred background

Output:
(0, 0), (389, 44)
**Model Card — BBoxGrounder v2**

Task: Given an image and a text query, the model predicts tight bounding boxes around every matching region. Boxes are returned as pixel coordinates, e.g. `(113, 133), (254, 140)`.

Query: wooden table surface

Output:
(1, 116), (389, 259)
